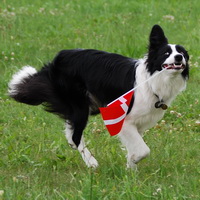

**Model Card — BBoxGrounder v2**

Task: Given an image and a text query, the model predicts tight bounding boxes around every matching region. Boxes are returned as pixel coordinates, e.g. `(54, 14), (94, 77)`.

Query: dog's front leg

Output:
(118, 122), (150, 169)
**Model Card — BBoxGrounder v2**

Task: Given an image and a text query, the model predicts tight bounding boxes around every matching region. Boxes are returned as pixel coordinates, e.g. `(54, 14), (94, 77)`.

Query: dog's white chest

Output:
(127, 91), (165, 134)
(125, 62), (186, 134)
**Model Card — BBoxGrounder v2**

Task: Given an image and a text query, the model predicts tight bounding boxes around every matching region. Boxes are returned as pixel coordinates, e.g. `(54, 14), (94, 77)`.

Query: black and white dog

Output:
(8, 25), (189, 169)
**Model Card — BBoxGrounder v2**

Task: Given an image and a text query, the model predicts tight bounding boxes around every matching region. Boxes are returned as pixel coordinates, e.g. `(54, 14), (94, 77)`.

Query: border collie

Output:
(8, 25), (189, 169)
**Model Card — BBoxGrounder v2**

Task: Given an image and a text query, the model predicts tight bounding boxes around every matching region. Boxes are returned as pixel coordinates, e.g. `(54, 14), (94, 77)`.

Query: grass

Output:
(0, 0), (200, 199)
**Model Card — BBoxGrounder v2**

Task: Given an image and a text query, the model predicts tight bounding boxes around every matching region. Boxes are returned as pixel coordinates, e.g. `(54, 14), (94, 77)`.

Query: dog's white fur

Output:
(8, 66), (37, 95)
(64, 45), (187, 168)
(9, 45), (188, 169)
(119, 49), (186, 168)
(65, 122), (98, 168)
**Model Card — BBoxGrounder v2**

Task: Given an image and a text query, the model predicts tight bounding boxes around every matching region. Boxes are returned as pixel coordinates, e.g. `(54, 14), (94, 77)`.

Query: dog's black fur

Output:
(9, 25), (189, 150)
(10, 49), (139, 146)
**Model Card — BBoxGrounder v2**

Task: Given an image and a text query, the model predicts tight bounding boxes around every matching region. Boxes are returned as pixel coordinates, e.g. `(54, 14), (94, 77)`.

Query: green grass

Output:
(0, 0), (200, 199)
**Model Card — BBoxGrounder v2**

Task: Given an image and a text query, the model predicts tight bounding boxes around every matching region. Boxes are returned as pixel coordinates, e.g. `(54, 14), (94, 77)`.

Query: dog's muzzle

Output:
(162, 63), (185, 70)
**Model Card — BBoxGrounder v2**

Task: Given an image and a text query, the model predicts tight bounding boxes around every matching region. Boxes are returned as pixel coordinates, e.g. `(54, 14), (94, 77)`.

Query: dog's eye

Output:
(165, 52), (170, 56)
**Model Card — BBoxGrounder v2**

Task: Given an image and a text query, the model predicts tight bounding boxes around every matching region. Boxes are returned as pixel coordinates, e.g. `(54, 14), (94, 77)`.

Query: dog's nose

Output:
(175, 54), (183, 62)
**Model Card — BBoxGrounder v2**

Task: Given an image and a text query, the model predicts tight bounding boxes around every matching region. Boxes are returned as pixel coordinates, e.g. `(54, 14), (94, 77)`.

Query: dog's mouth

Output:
(162, 63), (185, 70)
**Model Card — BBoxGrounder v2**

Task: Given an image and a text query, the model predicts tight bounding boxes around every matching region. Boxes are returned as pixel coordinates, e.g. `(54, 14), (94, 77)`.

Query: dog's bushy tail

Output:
(8, 65), (52, 106)
(8, 65), (72, 120)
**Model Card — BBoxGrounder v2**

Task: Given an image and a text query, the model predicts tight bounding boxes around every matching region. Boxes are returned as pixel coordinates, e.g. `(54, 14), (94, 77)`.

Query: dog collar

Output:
(154, 94), (168, 110)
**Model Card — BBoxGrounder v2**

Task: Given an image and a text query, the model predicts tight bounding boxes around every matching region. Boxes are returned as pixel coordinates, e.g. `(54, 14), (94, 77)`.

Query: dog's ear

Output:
(149, 25), (168, 51)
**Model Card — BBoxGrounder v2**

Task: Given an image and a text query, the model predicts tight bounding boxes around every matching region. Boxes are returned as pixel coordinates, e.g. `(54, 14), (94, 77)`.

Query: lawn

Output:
(0, 0), (200, 199)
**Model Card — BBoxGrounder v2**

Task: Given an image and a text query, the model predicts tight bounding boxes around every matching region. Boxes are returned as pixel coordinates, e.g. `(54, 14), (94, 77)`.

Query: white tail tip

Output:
(8, 66), (37, 95)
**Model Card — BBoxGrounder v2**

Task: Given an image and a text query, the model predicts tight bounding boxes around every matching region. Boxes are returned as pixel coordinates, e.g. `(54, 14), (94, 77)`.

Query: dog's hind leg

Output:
(77, 136), (98, 168)
(65, 121), (77, 149)
(118, 122), (150, 169)
(64, 110), (98, 168)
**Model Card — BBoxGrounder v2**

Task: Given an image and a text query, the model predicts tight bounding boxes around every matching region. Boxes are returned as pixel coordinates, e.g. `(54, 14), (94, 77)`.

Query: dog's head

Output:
(146, 25), (189, 79)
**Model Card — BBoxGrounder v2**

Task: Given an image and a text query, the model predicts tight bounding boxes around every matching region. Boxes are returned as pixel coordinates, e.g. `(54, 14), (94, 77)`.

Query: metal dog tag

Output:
(155, 101), (168, 110)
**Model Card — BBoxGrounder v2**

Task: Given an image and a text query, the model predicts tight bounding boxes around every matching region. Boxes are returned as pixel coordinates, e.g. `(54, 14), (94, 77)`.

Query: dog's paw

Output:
(65, 133), (77, 149)
(127, 161), (137, 170)
(127, 154), (138, 170)
(79, 147), (99, 168)
(85, 155), (99, 168)
(68, 143), (77, 149)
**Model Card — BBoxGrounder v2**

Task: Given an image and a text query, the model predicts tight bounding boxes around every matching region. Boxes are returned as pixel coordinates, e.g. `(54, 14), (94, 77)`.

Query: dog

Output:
(8, 25), (189, 169)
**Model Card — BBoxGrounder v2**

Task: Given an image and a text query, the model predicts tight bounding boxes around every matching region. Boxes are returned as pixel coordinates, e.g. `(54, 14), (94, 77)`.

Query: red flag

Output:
(99, 90), (134, 136)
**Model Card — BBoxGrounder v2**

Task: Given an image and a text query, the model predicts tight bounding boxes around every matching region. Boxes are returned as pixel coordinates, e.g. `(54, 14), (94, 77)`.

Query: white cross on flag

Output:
(99, 90), (134, 136)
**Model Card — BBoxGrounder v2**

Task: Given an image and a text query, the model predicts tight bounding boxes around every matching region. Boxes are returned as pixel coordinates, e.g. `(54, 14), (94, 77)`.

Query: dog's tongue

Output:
(164, 64), (183, 69)
(163, 64), (173, 69)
